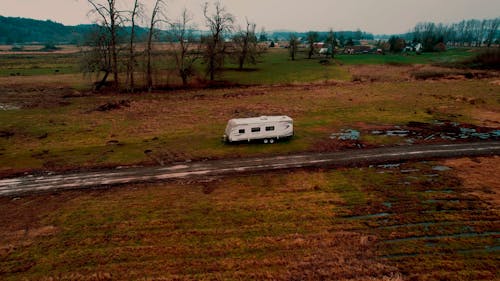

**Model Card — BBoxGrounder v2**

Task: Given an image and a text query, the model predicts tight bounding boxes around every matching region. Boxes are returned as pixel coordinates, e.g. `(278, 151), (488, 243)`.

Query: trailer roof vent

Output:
(260, 116), (268, 120)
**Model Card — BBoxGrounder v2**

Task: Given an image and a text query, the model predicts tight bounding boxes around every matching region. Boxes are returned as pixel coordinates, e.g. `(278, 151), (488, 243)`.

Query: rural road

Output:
(1, 141), (499, 197)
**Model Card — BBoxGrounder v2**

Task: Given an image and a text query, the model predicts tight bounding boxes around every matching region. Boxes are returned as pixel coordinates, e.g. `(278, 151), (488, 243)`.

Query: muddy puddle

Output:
(330, 129), (360, 140)
(331, 121), (500, 144)
(370, 121), (500, 142)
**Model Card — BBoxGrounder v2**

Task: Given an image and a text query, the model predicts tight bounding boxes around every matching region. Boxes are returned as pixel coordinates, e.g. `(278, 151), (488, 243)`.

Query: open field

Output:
(0, 46), (499, 280)
(0, 157), (498, 280)
(1, 69), (499, 177)
(336, 48), (477, 65)
(0, 47), (478, 83)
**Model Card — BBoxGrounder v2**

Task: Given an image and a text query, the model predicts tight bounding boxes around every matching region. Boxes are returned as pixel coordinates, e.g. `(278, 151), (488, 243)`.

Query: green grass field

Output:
(336, 48), (475, 65)
(0, 47), (477, 85)
(0, 53), (79, 77)
(222, 49), (351, 84)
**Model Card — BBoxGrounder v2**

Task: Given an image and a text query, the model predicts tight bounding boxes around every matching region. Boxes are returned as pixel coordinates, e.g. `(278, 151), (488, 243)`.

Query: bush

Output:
(40, 43), (60, 52)
(433, 42), (446, 52)
(466, 49), (500, 69)
(10, 45), (24, 51)
(412, 70), (447, 80)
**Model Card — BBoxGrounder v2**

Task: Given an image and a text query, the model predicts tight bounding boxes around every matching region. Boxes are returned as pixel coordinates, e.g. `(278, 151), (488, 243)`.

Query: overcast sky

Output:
(1, 0), (499, 34)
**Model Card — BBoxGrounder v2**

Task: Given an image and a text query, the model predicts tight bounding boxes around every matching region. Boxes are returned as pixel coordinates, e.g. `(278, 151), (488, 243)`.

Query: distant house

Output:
(403, 43), (423, 53)
(313, 42), (325, 49)
(343, 45), (372, 54)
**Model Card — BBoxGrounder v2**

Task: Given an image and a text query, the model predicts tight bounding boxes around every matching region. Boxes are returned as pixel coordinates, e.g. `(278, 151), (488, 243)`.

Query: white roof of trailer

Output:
(228, 116), (292, 126)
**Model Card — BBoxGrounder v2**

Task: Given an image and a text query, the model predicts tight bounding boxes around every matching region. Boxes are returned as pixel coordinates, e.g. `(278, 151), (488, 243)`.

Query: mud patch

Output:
(312, 139), (364, 152)
(95, 100), (131, 112)
(370, 121), (500, 142)
(0, 130), (14, 138)
(411, 67), (496, 81)
(223, 91), (265, 98)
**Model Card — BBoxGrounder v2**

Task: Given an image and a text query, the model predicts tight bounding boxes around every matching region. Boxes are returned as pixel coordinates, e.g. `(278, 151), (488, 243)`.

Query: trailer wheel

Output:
(263, 139), (269, 144)
(269, 138), (275, 144)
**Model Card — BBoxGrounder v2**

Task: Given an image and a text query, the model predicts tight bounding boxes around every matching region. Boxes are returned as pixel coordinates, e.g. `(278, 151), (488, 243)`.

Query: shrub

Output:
(10, 45), (24, 51)
(40, 43), (60, 52)
(466, 49), (500, 69)
(433, 42), (446, 52)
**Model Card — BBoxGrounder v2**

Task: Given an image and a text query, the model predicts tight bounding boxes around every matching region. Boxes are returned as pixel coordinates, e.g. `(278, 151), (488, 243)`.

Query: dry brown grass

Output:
(1, 159), (499, 280)
(444, 156), (500, 207)
(0, 73), (90, 89)
(0, 171), (401, 280)
(348, 64), (415, 82)
(348, 64), (500, 83)
(470, 109), (500, 127)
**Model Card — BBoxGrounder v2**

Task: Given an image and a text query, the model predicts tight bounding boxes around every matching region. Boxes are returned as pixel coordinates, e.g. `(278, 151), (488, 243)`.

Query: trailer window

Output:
(265, 126), (275, 131)
(251, 127), (261, 133)
(238, 129), (245, 134)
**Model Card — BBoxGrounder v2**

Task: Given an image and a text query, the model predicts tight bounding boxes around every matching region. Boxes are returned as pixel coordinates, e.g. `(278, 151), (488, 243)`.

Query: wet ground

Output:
(330, 121), (500, 145)
(1, 141), (499, 197)
(331, 158), (500, 280)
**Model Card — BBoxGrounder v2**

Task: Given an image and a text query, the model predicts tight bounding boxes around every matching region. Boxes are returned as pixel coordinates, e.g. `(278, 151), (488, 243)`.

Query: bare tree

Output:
(326, 29), (337, 59)
(80, 26), (113, 91)
(307, 31), (319, 59)
(411, 17), (499, 49)
(289, 33), (299, 61)
(203, 1), (234, 81)
(232, 19), (262, 70)
(146, 0), (166, 92)
(87, 0), (123, 88)
(169, 9), (200, 86)
(485, 18), (500, 47)
(126, 0), (142, 92)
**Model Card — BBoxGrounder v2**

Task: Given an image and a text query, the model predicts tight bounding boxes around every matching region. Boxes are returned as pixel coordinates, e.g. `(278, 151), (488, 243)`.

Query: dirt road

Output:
(1, 141), (499, 197)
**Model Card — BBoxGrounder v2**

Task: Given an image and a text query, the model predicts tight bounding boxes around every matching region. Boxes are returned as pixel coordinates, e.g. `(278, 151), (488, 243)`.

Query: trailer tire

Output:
(263, 139), (269, 144)
(269, 138), (275, 144)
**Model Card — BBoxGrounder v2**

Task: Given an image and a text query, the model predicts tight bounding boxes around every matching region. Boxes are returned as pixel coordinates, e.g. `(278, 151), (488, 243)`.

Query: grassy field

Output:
(336, 48), (476, 65)
(1, 76), (499, 176)
(0, 46), (499, 280)
(0, 47), (478, 85)
(0, 53), (79, 77)
(0, 157), (498, 280)
(222, 48), (351, 84)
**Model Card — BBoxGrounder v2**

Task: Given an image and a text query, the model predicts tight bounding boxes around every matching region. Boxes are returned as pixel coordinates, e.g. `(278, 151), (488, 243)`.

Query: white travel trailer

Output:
(223, 116), (293, 143)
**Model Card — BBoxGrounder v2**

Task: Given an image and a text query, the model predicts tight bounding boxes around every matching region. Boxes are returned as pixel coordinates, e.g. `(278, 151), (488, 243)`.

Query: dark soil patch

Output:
(223, 91), (266, 99)
(370, 121), (500, 143)
(411, 69), (496, 80)
(0, 87), (83, 109)
(0, 131), (14, 139)
(95, 100), (131, 112)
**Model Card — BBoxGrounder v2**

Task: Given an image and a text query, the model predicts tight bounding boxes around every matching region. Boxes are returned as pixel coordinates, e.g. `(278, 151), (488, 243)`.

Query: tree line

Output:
(387, 18), (500, 53)
(0, 16), (94, 44)
(81, 0), (264, 92)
